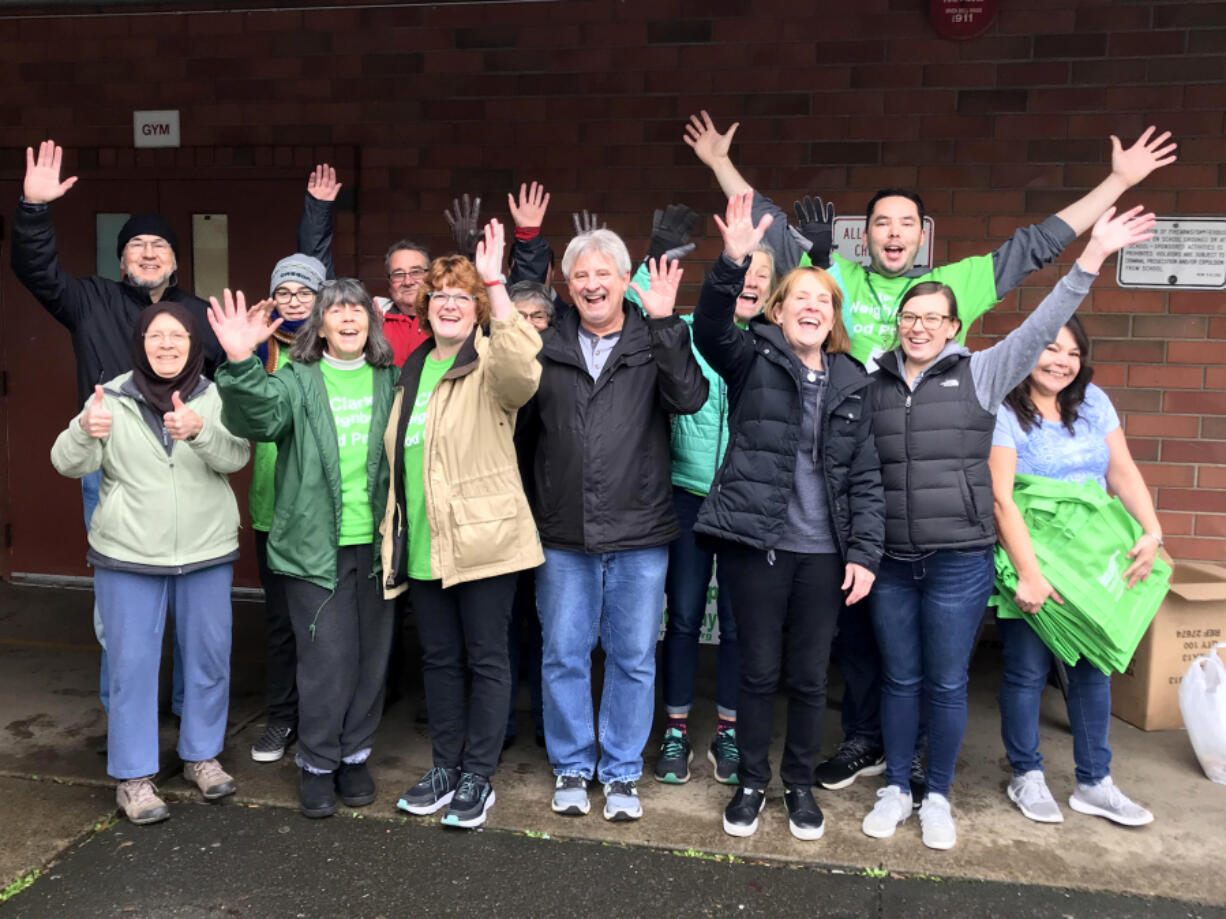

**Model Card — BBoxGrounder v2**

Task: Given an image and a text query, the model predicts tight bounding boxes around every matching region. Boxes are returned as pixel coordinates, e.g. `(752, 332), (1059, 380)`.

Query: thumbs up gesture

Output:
(163, 390), (203, 441)
(79, 385), (112, 439)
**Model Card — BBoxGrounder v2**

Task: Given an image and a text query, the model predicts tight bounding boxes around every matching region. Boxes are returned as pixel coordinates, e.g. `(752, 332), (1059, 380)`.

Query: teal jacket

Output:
(214, 355), (398, 589)
(670, 313), (731, 496)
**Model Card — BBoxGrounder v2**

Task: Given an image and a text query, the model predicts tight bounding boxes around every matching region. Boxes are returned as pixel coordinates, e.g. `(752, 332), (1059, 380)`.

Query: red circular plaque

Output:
(929, 0), (998, 40)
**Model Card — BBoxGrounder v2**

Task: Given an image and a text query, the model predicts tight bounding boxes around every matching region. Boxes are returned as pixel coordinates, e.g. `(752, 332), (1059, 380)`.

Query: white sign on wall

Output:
(133, 110), (180, 149)
(833, 216), (936, 268)
(1117, 216), (1226, 291)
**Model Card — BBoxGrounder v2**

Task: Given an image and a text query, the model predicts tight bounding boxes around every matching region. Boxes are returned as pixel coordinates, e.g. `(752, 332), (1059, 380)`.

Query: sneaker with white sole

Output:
(183, 758), (236, 800)
(862, 785), (912, 839)
(602, 780), (642, 821)
(552, 774), (590, 816)
(1068, 776), (1153, 827)
(722, 786), (766, 837)
(441, 773), (495, 828)
(814, 737), (886, 790)
(653, 727), (692, 784)
(784, 785), (825, 841)
(707, 728), (740, 785)
(1007, 770), (1063, 823)
(397, 766), (460, 815)
(919, 793), (957, 850)
(116, 776), (170, 825)
(251, 723), (296, 763)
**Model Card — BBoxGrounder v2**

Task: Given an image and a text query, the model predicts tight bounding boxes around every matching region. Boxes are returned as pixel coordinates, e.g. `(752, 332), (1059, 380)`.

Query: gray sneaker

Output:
(602, 780), (642, 821)
(1007, 770), (1063, 823)
(183, 759), (236, 800)
(552, 774), (590, 816)
(1069, 776), (1153, 827)
(116, 777), (170, 825)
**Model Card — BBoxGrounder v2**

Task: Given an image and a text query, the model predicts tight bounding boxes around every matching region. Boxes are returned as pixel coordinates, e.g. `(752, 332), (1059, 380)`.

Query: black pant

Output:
(833, 598), (882, 747)
(254, 530), (298, 727)
(721, 545), (843, 789)
(410, 572), (517, 779)
(283, 544), (394, 772)
(506, 569), (545, 738)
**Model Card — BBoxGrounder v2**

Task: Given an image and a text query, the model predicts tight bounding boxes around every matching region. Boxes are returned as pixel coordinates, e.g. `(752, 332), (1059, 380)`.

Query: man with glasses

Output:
(297, 164), (429, 366)
(12, 140), (224, 728)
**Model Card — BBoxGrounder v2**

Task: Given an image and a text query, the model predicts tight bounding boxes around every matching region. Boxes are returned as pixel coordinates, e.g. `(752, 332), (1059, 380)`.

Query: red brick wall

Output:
(2, 0), (1225, 561)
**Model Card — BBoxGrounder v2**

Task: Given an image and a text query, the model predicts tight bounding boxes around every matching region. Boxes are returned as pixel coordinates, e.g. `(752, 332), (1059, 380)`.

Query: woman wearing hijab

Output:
(51, 304), (250, 825)
(248, 254), (327, 765)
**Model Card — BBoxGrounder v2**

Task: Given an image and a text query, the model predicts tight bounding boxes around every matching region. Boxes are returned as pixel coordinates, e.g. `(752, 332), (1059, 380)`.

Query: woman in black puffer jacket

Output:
(692, 192), (884, 842)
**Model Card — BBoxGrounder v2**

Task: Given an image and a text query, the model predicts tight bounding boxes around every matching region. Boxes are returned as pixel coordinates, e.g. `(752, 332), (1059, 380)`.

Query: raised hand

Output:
(1076, 205), (1156, 274)
(1111, 126), (1177, 188)
(793, 195), (836, 263)
(572, 209), (606, 236)
(307, 164), (342, 202)
(474, 218), (506, 283)
(713, 190), (774, 265)
(23, 141), (78, 204)
(648, 204), (700, 262)
(163, 391), (204, 442)
(207, 288), (282, 363)
(683, 110), (739, 167)
(629, 256), (684, 319)
(507, 181), (550, 228)
(444, 193), (482, 259)
(79, 385), (112, 439)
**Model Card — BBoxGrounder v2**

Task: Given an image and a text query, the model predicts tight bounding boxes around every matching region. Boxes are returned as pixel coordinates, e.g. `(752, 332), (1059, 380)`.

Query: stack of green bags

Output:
(990, 475), (1172, 675)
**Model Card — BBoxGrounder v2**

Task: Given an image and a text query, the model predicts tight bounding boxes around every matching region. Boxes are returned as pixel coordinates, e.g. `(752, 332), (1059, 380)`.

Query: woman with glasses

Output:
(210, 278), (399, 820)
(51, 303), (250, 825)
(247, 255), (327, 765)
(384, 220), (543, 829)
(859, 206), (1155, 850)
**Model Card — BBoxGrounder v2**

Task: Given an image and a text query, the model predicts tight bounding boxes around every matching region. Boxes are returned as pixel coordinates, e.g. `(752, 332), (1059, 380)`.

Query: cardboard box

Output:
(1112, 562), (1226, 731)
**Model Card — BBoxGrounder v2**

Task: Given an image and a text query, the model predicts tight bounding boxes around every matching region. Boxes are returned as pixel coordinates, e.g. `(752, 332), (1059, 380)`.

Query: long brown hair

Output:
(1002, 315), (1094, 434)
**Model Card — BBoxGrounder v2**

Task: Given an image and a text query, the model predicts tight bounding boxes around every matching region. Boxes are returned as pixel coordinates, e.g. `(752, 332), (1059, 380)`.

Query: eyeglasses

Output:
(429, 292), (474, 306)
(897, 311), (952, 331)
(520, 310), (549, 323)
(272, 288), (317, 305)
(389, 268), (427, 284)
(125, 238), (172, 255)
(144, 331), (190, 345)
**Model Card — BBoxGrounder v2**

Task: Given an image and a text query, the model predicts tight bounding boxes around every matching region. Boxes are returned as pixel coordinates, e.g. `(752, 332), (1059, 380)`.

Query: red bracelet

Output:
(483, 279), (505, 287)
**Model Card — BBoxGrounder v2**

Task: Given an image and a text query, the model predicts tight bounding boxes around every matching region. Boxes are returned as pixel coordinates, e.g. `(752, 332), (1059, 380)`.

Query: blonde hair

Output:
(760, 266), (850, 355)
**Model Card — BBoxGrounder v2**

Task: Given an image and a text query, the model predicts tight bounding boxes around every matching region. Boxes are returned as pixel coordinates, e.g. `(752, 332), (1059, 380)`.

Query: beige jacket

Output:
(380, 312), (544, 592)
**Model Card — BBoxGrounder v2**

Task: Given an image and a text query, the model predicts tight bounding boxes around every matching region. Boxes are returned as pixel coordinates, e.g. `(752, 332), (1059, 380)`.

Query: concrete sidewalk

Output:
(2, 579), (1225, 909)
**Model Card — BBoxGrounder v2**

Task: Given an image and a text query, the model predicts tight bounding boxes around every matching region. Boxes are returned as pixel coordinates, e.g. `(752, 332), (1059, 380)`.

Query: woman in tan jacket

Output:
(380, 219), (543, 828)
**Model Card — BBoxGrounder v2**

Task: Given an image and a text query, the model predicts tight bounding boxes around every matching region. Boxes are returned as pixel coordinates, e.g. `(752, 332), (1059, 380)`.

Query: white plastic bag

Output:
(1179, 642), (1226, 785)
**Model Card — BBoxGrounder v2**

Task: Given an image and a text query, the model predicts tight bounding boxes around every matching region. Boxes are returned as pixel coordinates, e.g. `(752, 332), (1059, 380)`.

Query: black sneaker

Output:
(300, 768), (337, 819)
(441, 773), (495, 828)
(910, 750), (927, 810)
(336, 761), (376, 807)
(784, 785), (825, 841)
(251, 723), (296, 763)
(723, 786), (766, 837)
(814, 737), (885, 790)
(397, 766), (460, 815)
(653, 727), (693, 784)
(707, 728), (740, 785)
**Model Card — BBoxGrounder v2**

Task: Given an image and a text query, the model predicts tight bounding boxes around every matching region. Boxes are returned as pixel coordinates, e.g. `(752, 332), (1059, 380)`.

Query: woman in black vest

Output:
(859, 206), (1155, 850)
(692, 192), (884, 841)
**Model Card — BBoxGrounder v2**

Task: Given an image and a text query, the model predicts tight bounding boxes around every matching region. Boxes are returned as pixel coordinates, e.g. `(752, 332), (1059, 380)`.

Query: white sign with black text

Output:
(1117, 216), (1226, 291)
(833, 216), (936, 268)
(133, 110), (181, 149)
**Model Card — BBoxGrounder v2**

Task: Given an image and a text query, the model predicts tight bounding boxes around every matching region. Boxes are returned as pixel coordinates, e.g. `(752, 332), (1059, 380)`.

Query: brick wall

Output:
(2, 0), (1224, 561)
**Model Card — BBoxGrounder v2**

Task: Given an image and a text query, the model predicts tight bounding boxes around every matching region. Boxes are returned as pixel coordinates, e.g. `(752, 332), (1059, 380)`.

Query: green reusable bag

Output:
(991, 475), (1171, 675)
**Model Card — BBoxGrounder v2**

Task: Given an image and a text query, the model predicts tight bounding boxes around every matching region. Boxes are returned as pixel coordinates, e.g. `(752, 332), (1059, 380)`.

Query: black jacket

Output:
(12, 201), (223, 406)
(867, 350), (997, 556)
(691, 255), (884, 572)
(521, 300), (707, 553)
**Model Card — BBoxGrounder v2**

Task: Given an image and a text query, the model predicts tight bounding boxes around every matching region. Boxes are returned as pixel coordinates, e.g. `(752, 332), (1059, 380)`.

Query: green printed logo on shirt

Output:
(320, 361), (376, 546)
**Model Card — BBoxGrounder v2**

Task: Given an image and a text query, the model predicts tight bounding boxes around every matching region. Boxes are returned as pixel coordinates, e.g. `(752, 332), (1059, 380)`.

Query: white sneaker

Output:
(1068, 776), (1153, 827)
(1007, 770), (1063, 823)
(919, 793), (957, 850)
(861, 785), (912, 839)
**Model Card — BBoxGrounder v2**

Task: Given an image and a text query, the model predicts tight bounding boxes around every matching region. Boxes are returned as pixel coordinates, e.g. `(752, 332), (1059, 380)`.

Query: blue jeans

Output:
(870, 548), (995, 798)
(94, 564), (233, 780)
(662, 488), (737, 718)
(85, 471), (184, 717)
(536, 545), (668, 783)
(998, 616), (1112, 785)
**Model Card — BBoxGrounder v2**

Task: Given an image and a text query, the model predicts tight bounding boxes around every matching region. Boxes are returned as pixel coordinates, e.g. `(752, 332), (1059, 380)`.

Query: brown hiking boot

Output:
(116, 777), (170, 825)
(183, 758), (237, 800)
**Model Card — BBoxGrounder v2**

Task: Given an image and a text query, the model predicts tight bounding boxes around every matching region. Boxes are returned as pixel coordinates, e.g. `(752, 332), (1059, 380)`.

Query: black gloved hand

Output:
(648, 204), (701, 261)
(793, 195), (836, 268)
(444, 193), (482, 260)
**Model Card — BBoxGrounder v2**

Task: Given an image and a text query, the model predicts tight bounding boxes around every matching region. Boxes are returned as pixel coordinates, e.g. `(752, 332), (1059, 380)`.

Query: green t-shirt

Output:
(319, 360), (375, 546)
(248, 347), (292, 532)
(820, 252), (999, 372)
(404, 354), (456, 580)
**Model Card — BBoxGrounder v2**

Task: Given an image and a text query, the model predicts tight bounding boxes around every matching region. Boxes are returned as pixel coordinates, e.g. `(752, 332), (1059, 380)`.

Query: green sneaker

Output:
(708, 728), (740, 785)
(653, 727), (693, 784)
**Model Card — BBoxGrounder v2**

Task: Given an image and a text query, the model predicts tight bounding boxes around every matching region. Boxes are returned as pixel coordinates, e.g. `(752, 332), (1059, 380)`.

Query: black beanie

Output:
(116, 214), (179, 259)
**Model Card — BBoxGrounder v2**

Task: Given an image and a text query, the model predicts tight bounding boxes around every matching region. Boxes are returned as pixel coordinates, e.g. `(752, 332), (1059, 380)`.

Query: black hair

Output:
(865, 188), (926, 225)
(1002, 315), (1093, 435)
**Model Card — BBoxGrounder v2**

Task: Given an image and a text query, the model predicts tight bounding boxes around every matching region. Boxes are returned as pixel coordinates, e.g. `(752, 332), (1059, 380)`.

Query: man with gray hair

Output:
(522, 229), (707, 822)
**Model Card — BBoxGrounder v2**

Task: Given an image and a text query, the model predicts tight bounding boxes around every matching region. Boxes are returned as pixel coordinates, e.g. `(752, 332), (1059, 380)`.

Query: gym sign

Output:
(133, 110), (181, 149)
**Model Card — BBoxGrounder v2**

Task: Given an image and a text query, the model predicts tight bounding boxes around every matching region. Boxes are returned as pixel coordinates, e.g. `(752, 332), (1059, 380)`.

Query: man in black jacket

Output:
(524, 229), (707, 822)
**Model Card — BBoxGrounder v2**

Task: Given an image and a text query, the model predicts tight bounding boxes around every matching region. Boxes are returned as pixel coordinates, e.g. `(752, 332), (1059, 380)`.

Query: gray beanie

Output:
(270, 254), (327, 295)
